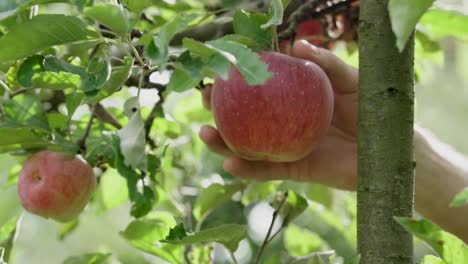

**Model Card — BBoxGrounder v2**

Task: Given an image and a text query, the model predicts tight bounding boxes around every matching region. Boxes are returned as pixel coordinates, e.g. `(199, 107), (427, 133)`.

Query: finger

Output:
(291, 40), (358, 94)
(201, 84), (212, 111)
(223, 157), (290, 181)
(199, 125), (233, 156)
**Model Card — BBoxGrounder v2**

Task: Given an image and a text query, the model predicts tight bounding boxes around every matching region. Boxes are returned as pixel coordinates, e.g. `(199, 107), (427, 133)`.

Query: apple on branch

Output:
(211, 51), (334, 162)
(17, 151), (96, 222)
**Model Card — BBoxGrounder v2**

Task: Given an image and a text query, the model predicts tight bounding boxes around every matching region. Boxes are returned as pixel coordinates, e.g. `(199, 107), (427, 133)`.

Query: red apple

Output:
(211, 52), (333, 162)
(18, 151), (96, 222)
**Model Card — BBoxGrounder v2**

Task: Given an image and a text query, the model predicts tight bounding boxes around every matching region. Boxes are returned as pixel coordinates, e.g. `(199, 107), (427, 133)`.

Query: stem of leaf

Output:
(254, 191), (288, 264)
(229, 250), (239, 264)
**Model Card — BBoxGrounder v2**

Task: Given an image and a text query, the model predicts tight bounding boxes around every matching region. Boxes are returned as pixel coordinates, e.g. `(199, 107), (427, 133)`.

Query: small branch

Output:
(9, 88), (29, 98)
(0, 226), (16, 263)
(144, 85), (166, 149)
(229, 250), (239, 264)
(255, 191), (289, 264)
(94, 103), (122, 129)
(77, 104), (96, 152)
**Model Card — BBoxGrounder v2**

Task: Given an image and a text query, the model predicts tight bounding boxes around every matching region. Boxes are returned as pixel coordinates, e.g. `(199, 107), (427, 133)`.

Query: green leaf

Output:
(95, 168), (128, 212)
(163, 224), (246, 252)
(193, 183), (244, 220)
(17, 55), (45, 87)
(84, 4), (133, 37)
(1, 94), (48, 129)
(415, 29), (441, 53)
(63, 252), (111, 264)
(233, 10), (274, 50)
(207, 39), (272, 85)
(89, 57), (133, 102)
(113, 135), (154, 218)
(146, 13), (203, 67)
(397, 218), (468, 263)
(388, 0), (435, 52)
(262, 0), (284, 29)
(32, 72), (82, 90)
(451, 187), (468, 207)
(419, 9), (468, 40)
(121, 213), (182, 263)
(118, 97), (147, 170)
(289, 251), (335, 264)
(120, 0), (153, 13)
(58, 219), (79, 240)
(0, 0), (63, 21)
(167, 51), (204, 92)
(85, 132), (115, 167)
(421, 255), (447, 264)
(0, 14), (99, 62)
(276, 191), (308, 225)
(284, 225), (323, 256)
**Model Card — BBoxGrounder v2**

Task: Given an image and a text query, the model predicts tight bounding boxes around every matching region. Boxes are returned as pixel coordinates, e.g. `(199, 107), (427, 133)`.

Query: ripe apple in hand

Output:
(18, 151), (96, 222)
(211, 51), (334, 162)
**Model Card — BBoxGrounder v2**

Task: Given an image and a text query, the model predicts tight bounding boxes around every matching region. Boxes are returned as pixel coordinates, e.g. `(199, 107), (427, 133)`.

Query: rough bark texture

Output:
(357, 0), (415, 263)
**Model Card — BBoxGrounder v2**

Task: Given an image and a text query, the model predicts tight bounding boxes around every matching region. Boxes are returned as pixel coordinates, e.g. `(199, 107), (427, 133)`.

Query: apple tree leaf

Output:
(450, 187), (468, 207)
(274, 191), (308, 225)
(388, 0), (435, 52)
(0, 14), (99, 62)
(419, 9), (468, 41)
(84, 4), (134, 37)
(396, 217), (468, 263)
(112, 135), (154, 218)
(163, 224), (247, 252)
(146, 13), (203, 67)
(193, 183), (244, 220)
(233, 10), (274, 50)
(121, 213), (182, 263)
(262, 0), (284, 29)
(421, 255), (446, 264)
(62, 252), (111, 264)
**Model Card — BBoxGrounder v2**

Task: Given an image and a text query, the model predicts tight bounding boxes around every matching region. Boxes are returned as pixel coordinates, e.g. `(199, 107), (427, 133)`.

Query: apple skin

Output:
(18, 151), (96, 222)
(211, 51), (334, 162)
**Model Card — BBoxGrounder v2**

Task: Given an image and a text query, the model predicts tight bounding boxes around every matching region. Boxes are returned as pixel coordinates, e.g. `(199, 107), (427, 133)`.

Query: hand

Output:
(199, 40), (359, 190)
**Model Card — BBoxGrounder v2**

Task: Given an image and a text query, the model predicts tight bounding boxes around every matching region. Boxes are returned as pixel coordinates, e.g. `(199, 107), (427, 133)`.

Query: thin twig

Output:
(255, 191), (289, 264)
(229, 250), (239, 264)
(94, 103), (122, 129)
(77, 104), (96, 152)
(9, 88), (29, 98)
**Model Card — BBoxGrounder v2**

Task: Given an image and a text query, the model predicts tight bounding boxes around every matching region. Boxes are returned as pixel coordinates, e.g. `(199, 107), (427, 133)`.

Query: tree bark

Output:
(357, 0), (415, 263)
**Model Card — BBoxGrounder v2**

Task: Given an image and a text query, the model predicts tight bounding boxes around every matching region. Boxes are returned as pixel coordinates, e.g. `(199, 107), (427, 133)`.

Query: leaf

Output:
(193, 183), (244, 220)
(85, 132), (115, 167)
(289, 251), (335, 264)
(95, 168), (129, 212)
(89, 57), (133, 102)
(415, 29), (441, 53)
(32, 72), (82, 90)
(183, 38), (272, 85)
(419, 9), (468, 40)
(146, 13), (203, 67)
(163, 224), (247, 252)
(1, 94), (49, 129)
(421, 255), (447, 264)
(84, 4), (133, 37)
(17, 55), (45, 87)
(120, 0), (153, 13)
(451, 187), (468, 207)
(118, 97), (147, 170)
(62, 252), (111, 264)
(0, 14), (99, 62)
(276, 191), (308, 225)
(388, 0), (435, 52)
(58, 219), (79, 240)
(284, 225), (323, 256)
(113, 135), (154, 218)
(396, 218), (468, 263)
(262, 0), (284, 29)
(207, 39), (272, 85)
(233, 10), (274, 50)
(120, 213), (182, 263)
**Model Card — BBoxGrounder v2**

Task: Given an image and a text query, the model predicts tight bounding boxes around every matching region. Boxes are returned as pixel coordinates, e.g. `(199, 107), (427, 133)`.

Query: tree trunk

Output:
(357, 0), (415, 263)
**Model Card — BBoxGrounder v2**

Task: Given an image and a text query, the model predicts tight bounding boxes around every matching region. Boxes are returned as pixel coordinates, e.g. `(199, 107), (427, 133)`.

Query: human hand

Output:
(199, 40), (359, 190)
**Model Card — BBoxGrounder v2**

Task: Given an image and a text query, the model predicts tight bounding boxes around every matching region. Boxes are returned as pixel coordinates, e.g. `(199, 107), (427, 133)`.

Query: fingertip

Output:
(199, 125), (216, 143)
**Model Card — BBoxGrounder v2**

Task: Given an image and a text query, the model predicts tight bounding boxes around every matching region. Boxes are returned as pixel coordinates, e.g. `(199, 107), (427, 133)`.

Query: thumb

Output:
(291, 40), (358, 94)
